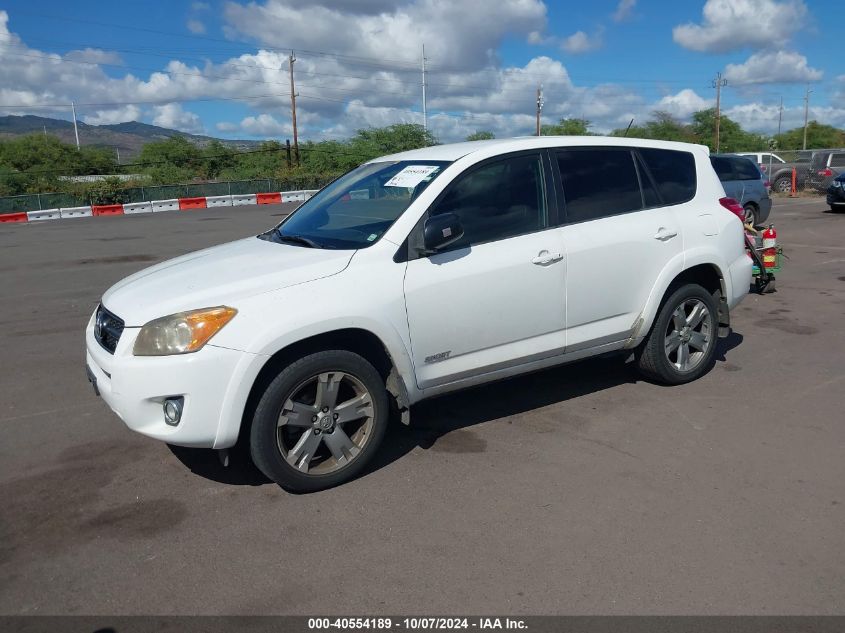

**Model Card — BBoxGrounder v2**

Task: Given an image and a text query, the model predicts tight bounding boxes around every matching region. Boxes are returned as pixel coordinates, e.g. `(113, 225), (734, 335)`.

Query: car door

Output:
(553, 147), (686, 351)
(402, 151), (566, 390)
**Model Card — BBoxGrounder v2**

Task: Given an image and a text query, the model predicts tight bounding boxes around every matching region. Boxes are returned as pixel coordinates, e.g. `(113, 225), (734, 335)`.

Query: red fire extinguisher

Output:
(762, 224), (777, 269)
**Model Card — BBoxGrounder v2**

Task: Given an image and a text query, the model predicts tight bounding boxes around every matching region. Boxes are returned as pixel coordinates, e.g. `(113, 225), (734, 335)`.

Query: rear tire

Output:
(773, 176), (791, 194)
(249, 350), (389, 493)
(636, 284), (719, 385)
(743, 203), (758, 227)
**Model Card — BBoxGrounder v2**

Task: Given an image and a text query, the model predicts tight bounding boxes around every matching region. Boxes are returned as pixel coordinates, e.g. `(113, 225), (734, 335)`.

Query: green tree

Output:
(349, 123), (437, 157)
(612, 111), (696, 143)
(466, 130), (495, 141)
(690, 108), (766, 152)
(138, 136), (202, 183)
(774, 121), (845, 150)
(541, 118), (594, 136)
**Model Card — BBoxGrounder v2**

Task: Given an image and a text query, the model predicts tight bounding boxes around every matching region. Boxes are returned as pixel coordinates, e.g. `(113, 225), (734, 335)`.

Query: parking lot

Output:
(1, 197), (844, 615)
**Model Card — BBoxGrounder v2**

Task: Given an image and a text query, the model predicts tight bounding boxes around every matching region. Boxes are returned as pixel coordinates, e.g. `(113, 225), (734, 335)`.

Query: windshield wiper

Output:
(274, 229), (321, 249)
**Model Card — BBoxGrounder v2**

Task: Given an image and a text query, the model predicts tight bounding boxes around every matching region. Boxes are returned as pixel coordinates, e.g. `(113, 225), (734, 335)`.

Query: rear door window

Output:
(556, 148), (642, 222)
(639, 148), (697, 205)
(710, 156), (735, 182)
(732, 157), (763, 181)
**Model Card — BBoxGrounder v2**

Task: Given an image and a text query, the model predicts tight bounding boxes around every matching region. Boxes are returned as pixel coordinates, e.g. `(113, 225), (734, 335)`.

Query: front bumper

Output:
(85, 309), (260, 448)
(826, 186), (845, 206)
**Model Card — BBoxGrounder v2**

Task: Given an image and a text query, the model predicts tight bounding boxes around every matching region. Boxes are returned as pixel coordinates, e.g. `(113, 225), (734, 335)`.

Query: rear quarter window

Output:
(639, 148), (697, 204)
(830, 153), (845, 168)
(709, 156), (735, 182)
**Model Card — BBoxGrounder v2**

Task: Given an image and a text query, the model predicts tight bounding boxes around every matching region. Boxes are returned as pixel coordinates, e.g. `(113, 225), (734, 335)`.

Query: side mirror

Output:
(423, 212), (464, 253)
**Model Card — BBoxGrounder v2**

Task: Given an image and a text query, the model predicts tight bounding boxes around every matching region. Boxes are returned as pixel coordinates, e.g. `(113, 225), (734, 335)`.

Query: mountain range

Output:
(0, 115), (263, 160)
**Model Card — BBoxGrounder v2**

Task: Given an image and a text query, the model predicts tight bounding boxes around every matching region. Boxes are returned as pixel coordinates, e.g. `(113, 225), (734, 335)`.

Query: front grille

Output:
(94, 304), (125, 354)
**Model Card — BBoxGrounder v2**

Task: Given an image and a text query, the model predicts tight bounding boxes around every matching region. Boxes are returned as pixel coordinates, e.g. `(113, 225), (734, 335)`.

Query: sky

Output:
(0, 0), (842, 143)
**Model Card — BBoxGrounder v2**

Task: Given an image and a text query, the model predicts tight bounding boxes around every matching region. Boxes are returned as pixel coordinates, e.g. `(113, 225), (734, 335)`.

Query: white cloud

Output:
(238, 113), (290, 136)
(186, 19), (206, 34)
(151, 104), (204, 134)
(83, 105), (142, 125)
(653, 89), (713, 119)
(612, 0), (636, 22)
(64, 48), (122, 66)
(560, 29), (604, 54)
(724, 50), (822, 85)
(192, 1), (211, 9)
(673, 0), (808, 53)
(223, 0), (547, 71)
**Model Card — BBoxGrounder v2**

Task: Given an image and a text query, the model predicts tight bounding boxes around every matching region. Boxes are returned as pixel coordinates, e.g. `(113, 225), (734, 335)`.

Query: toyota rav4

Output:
(86, 137), (752, 492)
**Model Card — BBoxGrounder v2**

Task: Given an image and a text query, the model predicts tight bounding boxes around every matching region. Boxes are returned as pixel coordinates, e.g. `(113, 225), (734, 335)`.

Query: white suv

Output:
(86, 137), (752, 491)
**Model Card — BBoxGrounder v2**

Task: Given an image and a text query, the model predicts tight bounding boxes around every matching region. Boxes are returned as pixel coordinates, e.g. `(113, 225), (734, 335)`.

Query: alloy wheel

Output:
(276, 371), (375, 475)
(663, 298), (714, 372)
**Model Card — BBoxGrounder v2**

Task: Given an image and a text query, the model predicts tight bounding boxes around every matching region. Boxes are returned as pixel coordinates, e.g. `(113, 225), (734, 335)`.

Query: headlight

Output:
(133, 306), (237, 356)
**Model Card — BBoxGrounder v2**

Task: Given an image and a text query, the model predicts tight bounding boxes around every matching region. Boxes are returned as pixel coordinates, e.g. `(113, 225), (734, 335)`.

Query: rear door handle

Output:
(654, 228), (678, 241)
(532, 250), (564, 265)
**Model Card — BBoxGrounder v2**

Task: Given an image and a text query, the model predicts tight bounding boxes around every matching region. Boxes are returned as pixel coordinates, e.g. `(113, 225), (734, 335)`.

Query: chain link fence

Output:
(0, 175), (335, 214)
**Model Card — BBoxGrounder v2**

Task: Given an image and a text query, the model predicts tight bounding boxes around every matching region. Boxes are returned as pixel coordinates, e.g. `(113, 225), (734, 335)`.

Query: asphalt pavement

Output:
(0, 198), (843, 615)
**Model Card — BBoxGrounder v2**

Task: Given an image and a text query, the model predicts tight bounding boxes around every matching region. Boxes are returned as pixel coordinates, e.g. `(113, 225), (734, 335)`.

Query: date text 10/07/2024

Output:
(307, 618), (528, 630)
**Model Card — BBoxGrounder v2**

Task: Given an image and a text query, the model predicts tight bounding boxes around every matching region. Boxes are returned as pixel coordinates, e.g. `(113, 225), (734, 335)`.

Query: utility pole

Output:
(115, 147), (120, 165)
(535, 85), (544, 136)
(70, 101), (80, 150)
(288, 51), (300, 166)
(802, 85), (812, 150)
(712, 72), (727, 152)
(421, 43), (427, 132)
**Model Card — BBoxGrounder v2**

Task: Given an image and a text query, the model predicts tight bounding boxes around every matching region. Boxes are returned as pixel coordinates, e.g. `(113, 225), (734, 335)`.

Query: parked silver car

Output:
(710, 154), (772, 226)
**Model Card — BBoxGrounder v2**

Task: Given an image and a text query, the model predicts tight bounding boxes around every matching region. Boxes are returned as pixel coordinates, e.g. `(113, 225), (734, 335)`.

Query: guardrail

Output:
(0, 190), (317, 225)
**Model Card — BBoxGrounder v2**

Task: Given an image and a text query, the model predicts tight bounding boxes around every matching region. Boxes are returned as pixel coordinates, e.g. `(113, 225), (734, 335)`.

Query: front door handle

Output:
(654, 228), (678, 241)
(532, 250), (564, 265)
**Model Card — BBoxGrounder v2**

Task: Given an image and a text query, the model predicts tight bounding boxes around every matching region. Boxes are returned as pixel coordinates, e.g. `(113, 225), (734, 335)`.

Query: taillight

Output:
(719, 197), (745, 222)
(819, 168), (833, 177)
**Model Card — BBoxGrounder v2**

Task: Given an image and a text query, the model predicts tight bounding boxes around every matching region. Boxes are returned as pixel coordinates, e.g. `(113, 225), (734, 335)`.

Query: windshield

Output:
(262, 160), (451, 249)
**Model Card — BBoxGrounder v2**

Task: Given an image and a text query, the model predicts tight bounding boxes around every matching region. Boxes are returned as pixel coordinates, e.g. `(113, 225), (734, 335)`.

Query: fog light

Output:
(163, 397), (184, 426)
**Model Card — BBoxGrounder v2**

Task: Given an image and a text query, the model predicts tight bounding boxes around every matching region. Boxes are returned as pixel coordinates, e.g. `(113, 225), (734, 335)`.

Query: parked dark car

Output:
(806, 149), (845, 191)
(710, 154), (772, 226)
(827, 173), (845, 212)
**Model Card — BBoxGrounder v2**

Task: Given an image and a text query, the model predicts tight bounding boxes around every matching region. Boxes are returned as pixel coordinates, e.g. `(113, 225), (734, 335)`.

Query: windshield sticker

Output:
(367, 233), (378, 242)
(349, 189), (370, 200)
(384, 165), (440, 188)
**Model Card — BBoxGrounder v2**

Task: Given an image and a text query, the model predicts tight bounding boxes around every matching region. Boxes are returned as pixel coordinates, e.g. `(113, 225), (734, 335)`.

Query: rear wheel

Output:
(773, 176), (791, 194)
(249, 350), (389, 492)
(637, 284), (719, 385)
(743, 203), (758, 227)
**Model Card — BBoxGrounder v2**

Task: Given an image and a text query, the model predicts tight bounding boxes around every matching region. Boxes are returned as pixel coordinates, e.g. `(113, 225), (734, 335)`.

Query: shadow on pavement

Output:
(169, 332), (745, 490)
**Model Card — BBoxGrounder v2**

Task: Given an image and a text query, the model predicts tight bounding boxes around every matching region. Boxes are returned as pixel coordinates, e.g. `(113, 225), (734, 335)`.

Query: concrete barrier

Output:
(152, 199), (180, 213)
(92, 204), (125, 216)
(256, 192), (282, 205)
(232, 194), (257, 206)
(27, 209), (61, 221)
(123, 202), (154, 214)
(179, 197), (207, 210)
(0, 212), (28, 223)
(60, 206), (93, 219)
(206, 195), (233, 208)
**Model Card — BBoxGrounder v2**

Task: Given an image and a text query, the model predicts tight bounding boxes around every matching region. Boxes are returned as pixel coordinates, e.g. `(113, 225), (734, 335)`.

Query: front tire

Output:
(250, 350), (389, 492)
(636, 284), (719, 385)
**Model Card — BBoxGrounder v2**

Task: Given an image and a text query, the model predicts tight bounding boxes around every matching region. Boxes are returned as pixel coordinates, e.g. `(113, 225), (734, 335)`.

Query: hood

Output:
(102, 237), (354, 325)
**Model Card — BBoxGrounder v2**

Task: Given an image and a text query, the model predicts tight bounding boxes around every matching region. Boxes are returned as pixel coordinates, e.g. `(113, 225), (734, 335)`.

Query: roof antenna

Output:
(623, 118), (634, 137)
